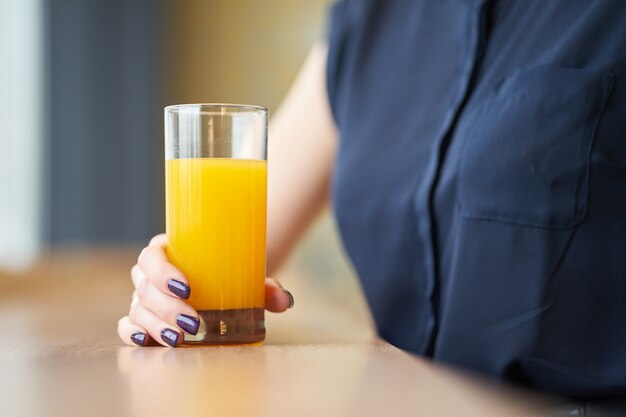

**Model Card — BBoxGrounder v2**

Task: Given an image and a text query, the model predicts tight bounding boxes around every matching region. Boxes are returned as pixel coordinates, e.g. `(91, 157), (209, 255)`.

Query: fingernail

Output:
(160, 328), (180, 347)
(168, 279), (190, 299)
(177, 314), (200, 335)
(130, 331), (147, 346)
(284, 290), (294, 309)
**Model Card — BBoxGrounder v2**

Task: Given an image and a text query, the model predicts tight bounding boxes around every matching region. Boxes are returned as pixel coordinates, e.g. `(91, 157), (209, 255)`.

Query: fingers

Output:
(117, 315), (150, 347)
(133, 266), (200, 335)
(122, 234), (294, 349)
(137, 240), (190, 300)
(265, 277), (295, 313)
(129, 302), (183, 348)
(121, 275), (294, 348)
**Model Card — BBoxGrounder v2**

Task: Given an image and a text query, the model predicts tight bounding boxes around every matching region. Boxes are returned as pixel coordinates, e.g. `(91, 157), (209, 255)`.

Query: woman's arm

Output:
(267, 42), (338, 274)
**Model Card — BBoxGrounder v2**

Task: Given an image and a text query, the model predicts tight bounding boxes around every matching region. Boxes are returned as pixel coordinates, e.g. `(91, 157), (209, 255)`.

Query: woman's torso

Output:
(327, 0), (626, 396)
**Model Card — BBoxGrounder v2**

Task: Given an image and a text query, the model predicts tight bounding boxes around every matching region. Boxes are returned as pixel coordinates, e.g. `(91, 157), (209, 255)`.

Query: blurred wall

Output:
(0, 0), (43, 269)
(46, 0), (162, 246)
(46, 0), (334, 247)
(163, 0), (330, 111)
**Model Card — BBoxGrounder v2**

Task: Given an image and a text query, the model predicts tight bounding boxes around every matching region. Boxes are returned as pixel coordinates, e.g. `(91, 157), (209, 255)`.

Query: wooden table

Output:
(0, 248), (563, 417)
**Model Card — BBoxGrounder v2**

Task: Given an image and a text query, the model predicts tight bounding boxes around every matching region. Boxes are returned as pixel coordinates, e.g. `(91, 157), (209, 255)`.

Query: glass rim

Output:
(164, 103), (268, 115)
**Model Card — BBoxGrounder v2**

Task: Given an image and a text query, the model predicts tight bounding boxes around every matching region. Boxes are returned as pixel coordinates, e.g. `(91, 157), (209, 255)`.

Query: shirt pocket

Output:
(457, 65), (614, 229)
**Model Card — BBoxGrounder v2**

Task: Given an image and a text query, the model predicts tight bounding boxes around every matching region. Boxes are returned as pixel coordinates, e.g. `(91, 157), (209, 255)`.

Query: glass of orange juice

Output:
(164, 104), (268, 344)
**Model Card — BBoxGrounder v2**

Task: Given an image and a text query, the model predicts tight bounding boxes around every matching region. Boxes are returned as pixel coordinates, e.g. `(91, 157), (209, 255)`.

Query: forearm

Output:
(266, 42), (338, 275)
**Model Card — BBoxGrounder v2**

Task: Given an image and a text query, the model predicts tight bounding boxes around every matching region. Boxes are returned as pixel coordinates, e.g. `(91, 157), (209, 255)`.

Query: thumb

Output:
(265, 277), (294, 313)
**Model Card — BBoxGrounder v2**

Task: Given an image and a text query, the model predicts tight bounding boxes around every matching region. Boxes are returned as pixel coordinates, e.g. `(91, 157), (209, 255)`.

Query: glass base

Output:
(183, 308), (265, 345)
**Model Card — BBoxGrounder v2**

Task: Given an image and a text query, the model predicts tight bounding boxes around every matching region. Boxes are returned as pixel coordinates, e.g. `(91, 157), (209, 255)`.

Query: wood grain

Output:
(0, 249), (561, 416)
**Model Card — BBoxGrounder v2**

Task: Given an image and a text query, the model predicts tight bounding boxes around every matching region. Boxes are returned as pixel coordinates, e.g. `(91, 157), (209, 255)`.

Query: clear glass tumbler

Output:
(164, 104), (268, 344)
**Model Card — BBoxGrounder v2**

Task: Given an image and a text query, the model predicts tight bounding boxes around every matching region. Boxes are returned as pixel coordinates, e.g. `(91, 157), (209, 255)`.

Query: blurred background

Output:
(0, 0), (367, 316)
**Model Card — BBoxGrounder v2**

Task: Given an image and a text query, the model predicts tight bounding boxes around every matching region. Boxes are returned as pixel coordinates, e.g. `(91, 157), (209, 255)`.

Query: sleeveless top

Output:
(327, 0), (626, 396)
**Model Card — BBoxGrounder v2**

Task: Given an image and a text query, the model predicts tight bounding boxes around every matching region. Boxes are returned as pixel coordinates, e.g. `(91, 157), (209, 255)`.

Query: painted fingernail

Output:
(168, 279), (190, 299)
(177, 314), (200, 335)
(160, 328), (180, 347)
(130, 331), (147, 346)
(284, 290), (294, 309)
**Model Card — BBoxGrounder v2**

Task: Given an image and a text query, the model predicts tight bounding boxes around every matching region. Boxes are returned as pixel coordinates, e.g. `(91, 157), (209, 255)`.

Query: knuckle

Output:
(117, 317), (126, 332)
(265, 277), (283, 290)
(128, 301), (140, 319)
(137, 246), (152, 265)
(130, 264), (140, 279)
(155, 262), (169, 283)
(157, 301), (178, 322)
(135, 278), (150, 300)
(149, 233), (165, 247)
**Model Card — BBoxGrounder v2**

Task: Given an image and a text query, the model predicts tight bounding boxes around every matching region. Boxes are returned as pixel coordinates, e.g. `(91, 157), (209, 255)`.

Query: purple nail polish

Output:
(167, 279), (190, 299)
(177, 314), (200, 335)
(285, 290), (294, 309)
(161, 328), (180, 347)
(130, 331), (147, 346)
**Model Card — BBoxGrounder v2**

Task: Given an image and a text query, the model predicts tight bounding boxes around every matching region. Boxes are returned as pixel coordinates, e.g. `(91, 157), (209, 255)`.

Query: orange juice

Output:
(165, 158), (266, 343)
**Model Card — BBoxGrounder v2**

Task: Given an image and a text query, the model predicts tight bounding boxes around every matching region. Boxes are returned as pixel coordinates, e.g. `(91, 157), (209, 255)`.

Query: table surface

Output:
(0, 248), (564, 417)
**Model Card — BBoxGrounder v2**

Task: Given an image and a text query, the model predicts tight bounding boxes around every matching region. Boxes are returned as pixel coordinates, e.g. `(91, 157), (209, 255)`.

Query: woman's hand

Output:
(117, 234), (294, 347)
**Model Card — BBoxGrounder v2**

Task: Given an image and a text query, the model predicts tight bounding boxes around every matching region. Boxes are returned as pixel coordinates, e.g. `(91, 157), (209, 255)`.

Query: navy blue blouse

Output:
(327, 0), (626, 396)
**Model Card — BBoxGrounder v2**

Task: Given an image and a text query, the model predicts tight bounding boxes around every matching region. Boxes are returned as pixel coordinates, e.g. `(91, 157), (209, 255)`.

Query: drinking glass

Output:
(164, 103), (268, 344)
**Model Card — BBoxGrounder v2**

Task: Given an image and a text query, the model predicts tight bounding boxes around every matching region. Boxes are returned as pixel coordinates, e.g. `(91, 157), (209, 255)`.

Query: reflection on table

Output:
(0, 248), (560, 417)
